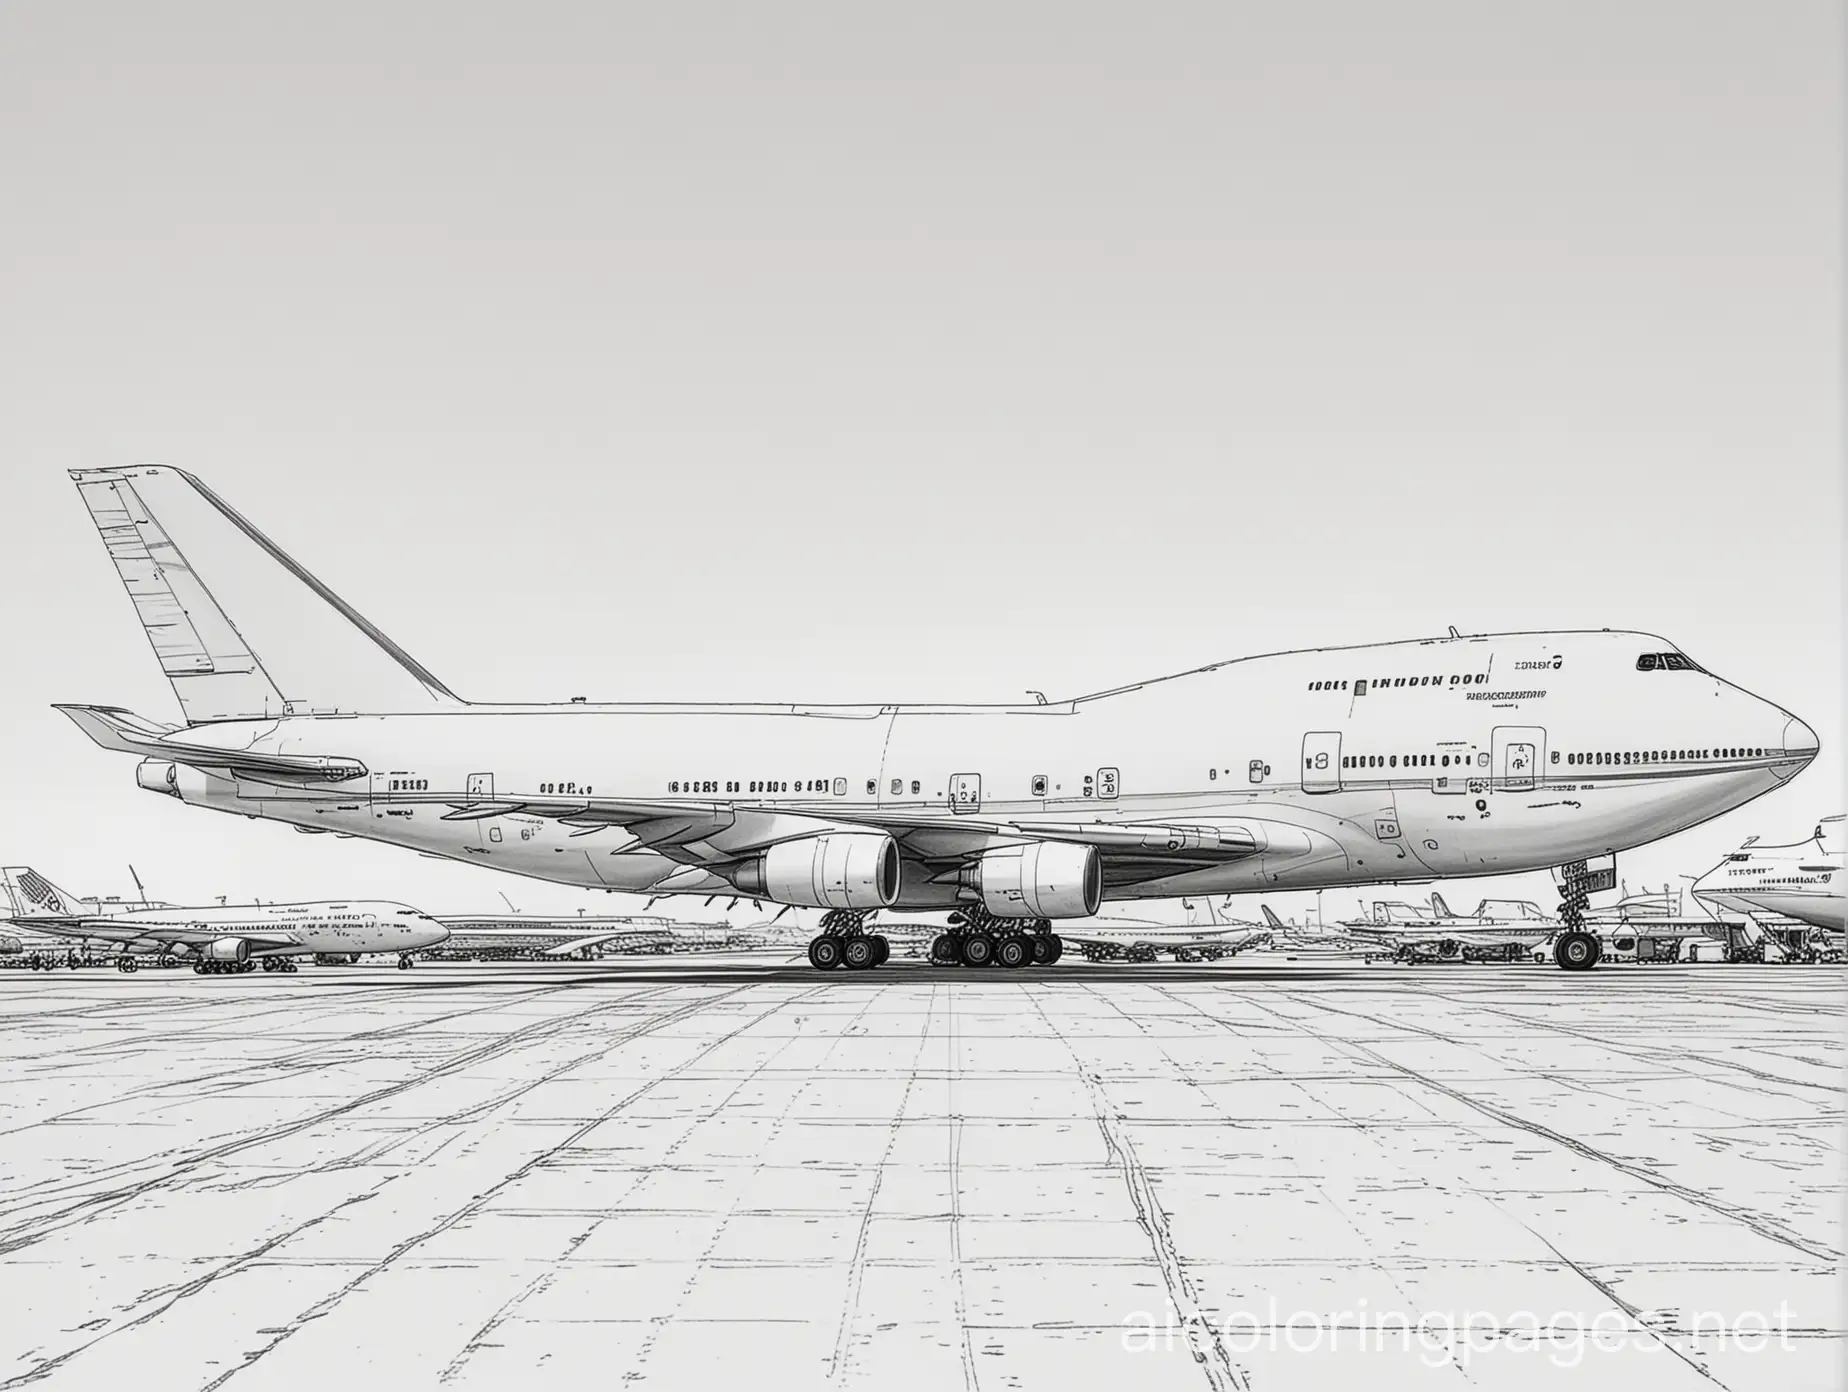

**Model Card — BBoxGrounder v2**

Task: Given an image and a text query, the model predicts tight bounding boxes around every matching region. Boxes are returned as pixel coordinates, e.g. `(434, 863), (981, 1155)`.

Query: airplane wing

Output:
(7, 916), (303, 952)
(442, 793), (1275, 887)
(440, 924), (658, 955)
(539, 933), (636, 957)
(57, 708), (1282, 888)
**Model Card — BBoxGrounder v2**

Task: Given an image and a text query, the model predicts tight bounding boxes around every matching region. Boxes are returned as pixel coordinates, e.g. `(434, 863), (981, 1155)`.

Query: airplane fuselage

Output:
(1693, 826), (1844, 933)
(29, 900), (447, 958)
(131, 630), (1814, 914)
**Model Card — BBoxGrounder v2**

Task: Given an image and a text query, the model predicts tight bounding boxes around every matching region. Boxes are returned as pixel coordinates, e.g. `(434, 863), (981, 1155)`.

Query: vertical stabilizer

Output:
(1, 868), (94, 919)
(71, 467), (461, 723)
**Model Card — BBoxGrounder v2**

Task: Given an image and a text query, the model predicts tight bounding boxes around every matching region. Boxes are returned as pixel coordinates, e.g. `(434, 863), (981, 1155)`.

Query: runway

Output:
(0, 954), (1838, 1391)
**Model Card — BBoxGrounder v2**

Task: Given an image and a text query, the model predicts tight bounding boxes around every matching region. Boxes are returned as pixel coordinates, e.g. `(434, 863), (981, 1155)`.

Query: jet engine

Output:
(732, 833), (900, 910)
(136, 758), (179, 797)
(964, 842), (1102, 918)
(202, 937), (250, 963)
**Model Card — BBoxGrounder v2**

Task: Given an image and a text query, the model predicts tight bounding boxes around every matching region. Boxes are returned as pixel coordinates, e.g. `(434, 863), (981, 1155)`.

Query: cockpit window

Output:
(1637, 652), (1706, 673)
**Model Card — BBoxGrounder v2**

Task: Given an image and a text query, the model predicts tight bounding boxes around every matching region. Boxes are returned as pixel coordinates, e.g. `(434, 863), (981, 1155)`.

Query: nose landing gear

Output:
(1552, 861), (1604, 971)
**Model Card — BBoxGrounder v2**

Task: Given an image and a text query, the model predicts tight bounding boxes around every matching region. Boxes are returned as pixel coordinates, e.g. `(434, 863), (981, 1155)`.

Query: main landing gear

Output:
(260, 958), (300, 973)
(807, 910), (891, 972)
(397, 955), (414, 971)
(929, 908), (1064, 970)
(115, 956), (140, 973)
(1552, 860), (1603, 971)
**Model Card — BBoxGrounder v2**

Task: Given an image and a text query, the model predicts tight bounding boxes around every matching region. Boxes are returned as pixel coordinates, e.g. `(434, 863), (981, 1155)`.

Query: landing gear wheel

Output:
(842, 936), (878, 970)
(869, 935), (889, 967)
(960, 933), (996, 968)
(931, 933), (960, 965)
(808, 936), (844, 971)
(996, 935), (1031, 969)
(1030, 935), (1055, 966)
(1046, 935), (1064, 964)
(283, 960), (299, 973)
(398, 955), (413, 971)
(1554, 931), (1601, 971)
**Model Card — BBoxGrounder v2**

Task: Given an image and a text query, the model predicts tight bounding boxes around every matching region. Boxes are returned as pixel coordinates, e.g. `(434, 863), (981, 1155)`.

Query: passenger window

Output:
(910, 780), (921, 795)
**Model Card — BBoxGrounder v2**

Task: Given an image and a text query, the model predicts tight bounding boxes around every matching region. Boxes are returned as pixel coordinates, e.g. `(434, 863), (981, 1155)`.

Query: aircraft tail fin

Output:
(1259, 904), (1284, 930)
(1, 868), (94, 920)
(1182, 896), (1232, 928)
(1430, 892), (1455, 918)
(70, 467), (462, 724)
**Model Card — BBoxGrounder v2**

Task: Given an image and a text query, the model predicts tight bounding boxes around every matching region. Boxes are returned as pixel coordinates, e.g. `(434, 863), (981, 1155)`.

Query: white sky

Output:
(0, 2), (1838, 920)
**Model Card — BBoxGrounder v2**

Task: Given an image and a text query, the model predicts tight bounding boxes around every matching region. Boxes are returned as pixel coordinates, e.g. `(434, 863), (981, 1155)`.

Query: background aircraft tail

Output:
(70, 467), (462, 724)
(1181, 894), (1240, 928)
(1430, 892), (1456, 918)
(1, 867), (94, 919)
(1259, 904), (1284, 930)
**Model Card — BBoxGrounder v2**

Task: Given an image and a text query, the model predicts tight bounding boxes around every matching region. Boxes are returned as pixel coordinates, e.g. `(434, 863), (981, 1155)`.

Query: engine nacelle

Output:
(137, 758), (179, 797)
(967, 842), (1102, 918)
(733, 833), (900, 910)
(202, 937), (250, 963)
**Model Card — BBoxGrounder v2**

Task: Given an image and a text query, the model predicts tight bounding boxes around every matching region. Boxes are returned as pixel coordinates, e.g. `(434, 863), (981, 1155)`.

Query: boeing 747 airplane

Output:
(54, 468), (1818, 973)
(1, 866), (449, 973)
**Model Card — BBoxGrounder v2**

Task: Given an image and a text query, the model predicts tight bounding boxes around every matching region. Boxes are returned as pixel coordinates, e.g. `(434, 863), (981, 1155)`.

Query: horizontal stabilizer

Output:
(55, 704), (367, 781)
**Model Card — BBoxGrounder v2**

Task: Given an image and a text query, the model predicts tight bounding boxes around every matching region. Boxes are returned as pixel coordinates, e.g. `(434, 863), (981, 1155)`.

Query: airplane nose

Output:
(1773, 716), (1818, 782)
(1783, 716), (1819, 757)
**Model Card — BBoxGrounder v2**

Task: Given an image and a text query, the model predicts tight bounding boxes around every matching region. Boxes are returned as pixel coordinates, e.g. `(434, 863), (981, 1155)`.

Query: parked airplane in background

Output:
(1338, 894), (1562, 963)
(997, 895), (1271, 965)
(57, 467), (1818, 975)
(433, 913), (759, 960)
(1692, 816), (1843, 933)
(0, 867), (449, 973)
(1256, 904), (1377, 953)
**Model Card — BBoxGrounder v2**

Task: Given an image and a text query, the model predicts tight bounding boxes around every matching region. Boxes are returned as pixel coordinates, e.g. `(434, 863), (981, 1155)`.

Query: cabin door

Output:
(1301, 732), (1342, 793)
(1491, 727), (1546, 792)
